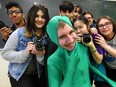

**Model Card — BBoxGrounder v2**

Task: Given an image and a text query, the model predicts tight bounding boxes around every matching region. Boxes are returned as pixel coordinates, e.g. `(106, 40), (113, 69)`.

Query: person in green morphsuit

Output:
(46, 16), (116, 87)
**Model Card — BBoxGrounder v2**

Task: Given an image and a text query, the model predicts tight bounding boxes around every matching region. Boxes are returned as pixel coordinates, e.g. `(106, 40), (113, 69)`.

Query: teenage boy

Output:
(0, 1), (26, 41)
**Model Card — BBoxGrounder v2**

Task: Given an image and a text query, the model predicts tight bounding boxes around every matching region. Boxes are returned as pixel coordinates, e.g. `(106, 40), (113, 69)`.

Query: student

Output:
(59, 1), (74, 22)
(94, 16), (116, 87)
(73, 15), (106, 86)
(2, 4), (50, 87)
(0, 1), (26, 41)
(73, 5), (83, 19)
(73, 15), (103, 64)
(46, 15), (116, 87)
(83, 11), (96, 28)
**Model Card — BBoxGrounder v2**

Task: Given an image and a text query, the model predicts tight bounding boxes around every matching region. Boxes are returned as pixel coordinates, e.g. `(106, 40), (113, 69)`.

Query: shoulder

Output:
(16, 27), (26, 36)
(17, 27), (26, 32)
(47, 54), (65, 72)
(12, 27), (26, 33)
(47, 53), (64, 65)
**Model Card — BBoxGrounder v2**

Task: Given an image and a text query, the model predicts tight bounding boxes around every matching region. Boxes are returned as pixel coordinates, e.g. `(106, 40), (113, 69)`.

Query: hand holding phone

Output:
(0, 21), (8, 29)
(0, 27), (12, 41)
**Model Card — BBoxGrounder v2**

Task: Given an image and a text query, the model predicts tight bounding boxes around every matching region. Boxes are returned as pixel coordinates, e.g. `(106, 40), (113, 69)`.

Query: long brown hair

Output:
(24, 5), (50, 37)
(96, 16), (116, 34)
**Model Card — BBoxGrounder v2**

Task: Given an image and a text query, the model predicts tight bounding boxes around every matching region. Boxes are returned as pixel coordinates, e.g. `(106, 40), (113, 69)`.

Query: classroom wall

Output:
(0, 0), (116, 48)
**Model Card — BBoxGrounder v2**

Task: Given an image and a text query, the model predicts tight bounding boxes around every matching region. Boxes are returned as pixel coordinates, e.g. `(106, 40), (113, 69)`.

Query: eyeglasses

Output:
(98, 22), (111, 29)
(8, 10), (21, 15)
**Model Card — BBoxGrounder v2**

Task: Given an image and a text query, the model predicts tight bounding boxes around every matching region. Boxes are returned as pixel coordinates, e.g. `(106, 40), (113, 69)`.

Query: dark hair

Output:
(73, 15), (90, 32)
(25, 5), (50, 37)
(5, 1), (23, 14)
(82, 11), (93, 18)
(59, 1), (74, 12)
(73, 15), (89, 27)
(74, 5), (83, 14)
(97, 16), (116, 34)
(82, 11), (97, 27)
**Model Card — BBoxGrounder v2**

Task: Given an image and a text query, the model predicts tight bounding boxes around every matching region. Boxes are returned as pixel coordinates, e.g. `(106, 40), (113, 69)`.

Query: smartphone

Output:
(0, 21), (8, 29)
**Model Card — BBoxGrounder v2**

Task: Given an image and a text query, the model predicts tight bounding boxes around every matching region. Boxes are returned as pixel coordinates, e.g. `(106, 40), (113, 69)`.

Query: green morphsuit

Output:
(46, 16), (116, 87)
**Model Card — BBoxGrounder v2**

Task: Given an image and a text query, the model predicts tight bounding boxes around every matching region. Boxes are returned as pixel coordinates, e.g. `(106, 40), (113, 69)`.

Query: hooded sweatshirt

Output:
(46, 16), (116, 87)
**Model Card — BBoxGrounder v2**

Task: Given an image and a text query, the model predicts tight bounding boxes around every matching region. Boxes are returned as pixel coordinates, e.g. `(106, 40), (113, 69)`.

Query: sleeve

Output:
(93, 34), (103, 54)
(90, 64), (116, 86)
(44, 41), (58, 87)
(47, 53), (80, 87)
(36, 55), (44, 65)
(47, 61), (62, 87)
(1, 29), (29, 63)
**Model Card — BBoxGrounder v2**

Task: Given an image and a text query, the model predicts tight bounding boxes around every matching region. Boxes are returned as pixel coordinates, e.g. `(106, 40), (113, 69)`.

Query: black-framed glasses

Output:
(8, 10), (21, 15)
(98, 22), (111, 29)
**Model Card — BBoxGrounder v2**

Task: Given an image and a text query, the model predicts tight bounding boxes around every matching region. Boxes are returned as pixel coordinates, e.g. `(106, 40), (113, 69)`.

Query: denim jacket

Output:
(8, 27), (44, 81)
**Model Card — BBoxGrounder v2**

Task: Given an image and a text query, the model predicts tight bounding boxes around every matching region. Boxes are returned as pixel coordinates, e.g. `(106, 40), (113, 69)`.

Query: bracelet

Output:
(90, 49), (97, 53)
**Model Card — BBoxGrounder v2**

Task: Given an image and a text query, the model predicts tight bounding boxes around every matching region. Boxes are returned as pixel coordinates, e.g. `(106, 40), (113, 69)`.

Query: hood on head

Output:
(46, 16), (73, 46)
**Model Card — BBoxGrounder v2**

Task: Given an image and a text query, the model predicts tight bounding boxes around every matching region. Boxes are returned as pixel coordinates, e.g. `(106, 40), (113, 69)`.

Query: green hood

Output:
(46, 16), (91, 86)
(46, 16), (73, 46)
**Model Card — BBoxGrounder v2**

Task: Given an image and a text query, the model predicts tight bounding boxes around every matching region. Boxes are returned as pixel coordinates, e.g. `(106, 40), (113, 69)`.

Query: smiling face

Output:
(84, 14), (93, 26)
(8, 6), (24, 25)
(35, 10), (46, 29)
(73, 20), (89, 35)
(98, 18), (114, 39)
(58, 22), (77, 51)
